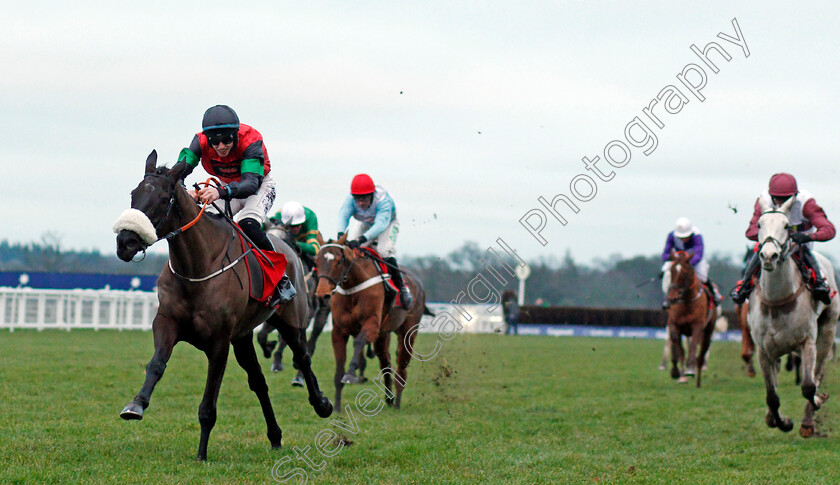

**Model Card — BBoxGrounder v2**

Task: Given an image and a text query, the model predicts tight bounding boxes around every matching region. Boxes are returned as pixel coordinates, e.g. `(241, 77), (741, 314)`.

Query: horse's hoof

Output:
(341, 373), (360, 384)
(800, 424), (816, 438)
(120, 402), (144, 420)
(657, 363), (667, 371)
(779, 418), (794, 432)
(312, 396), (333, 418)
(386, 396), (395, 407)
(291, 375), (304, 387)
(670, 368), (681, 379)
(684, 367), (696, 377)
(747, 366), (756, 378)
(677, 376), (689, 384)
(271, 363), (284, 372)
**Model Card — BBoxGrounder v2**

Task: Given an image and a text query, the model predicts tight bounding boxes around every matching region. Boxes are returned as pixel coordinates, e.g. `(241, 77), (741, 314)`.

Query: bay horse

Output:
(665, 250), (716, 387)
(114, 150), (332, 461)
(748, 196), (838, 437)
(314, 235), (427, 411)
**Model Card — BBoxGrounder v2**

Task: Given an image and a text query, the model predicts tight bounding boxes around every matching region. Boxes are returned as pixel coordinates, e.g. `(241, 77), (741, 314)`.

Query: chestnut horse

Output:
(665, 250), (715, 387)
(114, 151), (332, 461)
(314, 236), (426, 411)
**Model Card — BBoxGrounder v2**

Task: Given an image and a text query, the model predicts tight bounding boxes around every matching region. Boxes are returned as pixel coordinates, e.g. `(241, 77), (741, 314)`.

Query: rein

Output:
(317, 243), (394, 295)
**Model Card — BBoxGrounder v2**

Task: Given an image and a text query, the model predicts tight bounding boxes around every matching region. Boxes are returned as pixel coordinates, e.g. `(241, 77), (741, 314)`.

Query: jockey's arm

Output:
(661, 233), (674, 262)
(803, 199), (836, 242)
(363, 198), (394, 240)
(337, 195), (355, 235)
(744, 198), (762, 241)
(690, 234), (704, 265)
(296, 230), (321, 256)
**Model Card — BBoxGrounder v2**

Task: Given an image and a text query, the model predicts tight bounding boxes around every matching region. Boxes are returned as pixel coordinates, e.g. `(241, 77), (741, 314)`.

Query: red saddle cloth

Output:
(239, 235), (287, 303)
(358, 246), (401, 303)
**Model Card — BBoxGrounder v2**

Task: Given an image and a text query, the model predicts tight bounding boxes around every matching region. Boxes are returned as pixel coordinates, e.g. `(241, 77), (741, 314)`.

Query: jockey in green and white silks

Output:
(338, 173), (413, 308)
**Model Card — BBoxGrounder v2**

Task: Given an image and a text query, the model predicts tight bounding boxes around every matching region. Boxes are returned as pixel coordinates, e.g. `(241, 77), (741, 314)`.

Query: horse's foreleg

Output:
(120, 315), (178, 420)
(231, 333), (283, 449)
(331, 329), (349, 412)
(275, 319), (332, 419)
(685, 323), (703, 378)
(342, 334), (368, 384)
(373, 333), (395, 406)
(668, 326), (681, 380)
(758, 348), (793, 432)
(695, 320), (715, 388)
(256, 324), (277, 359)
(197, 341), (231, 462)
(394, 325), (417, 410)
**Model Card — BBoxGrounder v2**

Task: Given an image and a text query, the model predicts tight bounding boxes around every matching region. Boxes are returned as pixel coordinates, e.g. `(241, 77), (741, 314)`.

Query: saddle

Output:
(358, 246), (403, 308)
(239, 234), (287, 303)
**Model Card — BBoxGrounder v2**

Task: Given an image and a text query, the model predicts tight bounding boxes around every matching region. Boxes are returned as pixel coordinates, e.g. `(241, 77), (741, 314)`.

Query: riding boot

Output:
(385, 256), (413, 308)
(705, 278), (723, 305)
(800, 245), (832, 304)
(731, 251), (760, 304)
(241, 218), (296, 306)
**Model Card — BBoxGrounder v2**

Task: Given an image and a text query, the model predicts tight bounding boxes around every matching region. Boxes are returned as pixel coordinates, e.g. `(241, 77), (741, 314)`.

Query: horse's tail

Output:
(423, 305), (435, 317)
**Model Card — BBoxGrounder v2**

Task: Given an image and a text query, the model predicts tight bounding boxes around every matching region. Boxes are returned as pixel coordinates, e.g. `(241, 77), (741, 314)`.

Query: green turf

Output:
(1, 330), (840, 484)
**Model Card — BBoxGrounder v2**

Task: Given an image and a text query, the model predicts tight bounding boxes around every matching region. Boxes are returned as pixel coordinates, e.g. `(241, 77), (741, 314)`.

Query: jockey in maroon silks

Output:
(731, 173), (835, 305)
(177, 104), (295, 307)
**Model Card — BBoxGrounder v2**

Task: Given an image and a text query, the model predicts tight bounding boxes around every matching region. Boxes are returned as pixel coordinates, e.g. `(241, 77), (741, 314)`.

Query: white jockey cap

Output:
(673, 217), (693, 238)
(280, 201), (306, 225)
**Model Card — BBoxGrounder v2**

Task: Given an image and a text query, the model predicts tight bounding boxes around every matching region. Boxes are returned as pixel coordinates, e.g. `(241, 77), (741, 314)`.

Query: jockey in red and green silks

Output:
(338, 173), (413, 309)
(176, 104), (294, 307)
(731, 173), (835, 305)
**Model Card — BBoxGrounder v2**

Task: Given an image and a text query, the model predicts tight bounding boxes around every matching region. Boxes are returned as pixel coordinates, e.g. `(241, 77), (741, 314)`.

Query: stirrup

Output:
(730, 281), (750, 305)
(269, 275), (296, 307)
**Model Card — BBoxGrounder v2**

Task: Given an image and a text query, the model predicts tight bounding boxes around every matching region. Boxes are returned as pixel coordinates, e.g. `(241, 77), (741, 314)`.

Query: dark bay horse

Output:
(665, 250), (715, 387)
(114, 151), (332, 461)
(314, 236), (427, 411)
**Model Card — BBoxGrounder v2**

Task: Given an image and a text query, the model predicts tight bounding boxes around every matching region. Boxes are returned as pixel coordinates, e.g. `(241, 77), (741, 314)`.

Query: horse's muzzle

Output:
(116, 230), (144, 262)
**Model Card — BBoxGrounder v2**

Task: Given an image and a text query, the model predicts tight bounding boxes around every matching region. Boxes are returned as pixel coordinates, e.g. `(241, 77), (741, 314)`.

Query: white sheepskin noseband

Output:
(113, 209), (158, 246)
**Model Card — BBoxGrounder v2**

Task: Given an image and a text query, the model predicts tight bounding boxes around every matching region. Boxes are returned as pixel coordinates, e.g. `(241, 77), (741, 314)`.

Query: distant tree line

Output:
(1, 236), (753, 310)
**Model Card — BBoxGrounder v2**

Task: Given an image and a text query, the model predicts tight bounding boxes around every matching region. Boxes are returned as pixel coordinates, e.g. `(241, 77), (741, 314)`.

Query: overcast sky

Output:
(3, 1), (839, 266)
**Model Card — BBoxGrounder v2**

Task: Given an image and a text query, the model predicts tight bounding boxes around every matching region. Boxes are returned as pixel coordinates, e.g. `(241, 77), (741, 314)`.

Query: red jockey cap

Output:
(768, 173), (798, 197)
(350, 174), (375, 195)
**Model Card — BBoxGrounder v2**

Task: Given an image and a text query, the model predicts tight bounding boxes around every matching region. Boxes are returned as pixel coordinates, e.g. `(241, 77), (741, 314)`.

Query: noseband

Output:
(317, 244), (355, 289)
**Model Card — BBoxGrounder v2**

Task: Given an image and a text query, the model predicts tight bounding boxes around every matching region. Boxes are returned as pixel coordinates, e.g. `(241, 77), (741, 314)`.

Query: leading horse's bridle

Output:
(317, 244), (355, 289)
(757, 210), (792, 263)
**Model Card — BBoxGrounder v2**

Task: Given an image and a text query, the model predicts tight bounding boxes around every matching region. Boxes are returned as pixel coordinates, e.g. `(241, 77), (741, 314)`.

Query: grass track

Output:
(1, 330), (840, 484)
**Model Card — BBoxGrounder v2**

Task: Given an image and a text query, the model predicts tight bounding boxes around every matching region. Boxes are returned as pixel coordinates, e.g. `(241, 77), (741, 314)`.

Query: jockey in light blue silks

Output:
(338, 173), (413, 308)
(660, 217), (723, 309)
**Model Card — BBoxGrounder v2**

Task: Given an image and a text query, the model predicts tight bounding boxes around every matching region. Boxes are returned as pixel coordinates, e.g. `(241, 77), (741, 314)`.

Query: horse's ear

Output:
(780, 195), (795, 213)
(145, 150), (158, 174)
(337, 233), (348, 245)
(758, 196), (770, 213)
(169, 159), (189, 182)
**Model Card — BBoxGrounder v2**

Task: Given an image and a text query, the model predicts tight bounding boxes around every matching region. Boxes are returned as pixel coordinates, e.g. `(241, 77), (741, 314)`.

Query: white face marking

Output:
(324, 253), (335, 262)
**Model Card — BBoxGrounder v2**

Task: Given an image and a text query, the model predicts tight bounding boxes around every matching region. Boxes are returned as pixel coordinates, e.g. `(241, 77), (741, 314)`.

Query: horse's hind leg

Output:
(272, 336), (287, 372)
(800, 337), (820, 409)
(274, 317), (333, 419)
(232, 333), (283, 449)
(197, 341), (231, 462)
(758, 348), (793, 432)
(120, 315), (178, 420)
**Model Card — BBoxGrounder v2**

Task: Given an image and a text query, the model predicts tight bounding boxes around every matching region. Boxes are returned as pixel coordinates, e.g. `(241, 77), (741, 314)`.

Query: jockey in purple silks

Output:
(660, 217), (723, 309)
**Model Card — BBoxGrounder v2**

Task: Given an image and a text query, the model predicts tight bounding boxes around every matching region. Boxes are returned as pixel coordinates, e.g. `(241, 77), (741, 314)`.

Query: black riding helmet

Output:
(202, 105), (240, 131)
(202, 105), (240, 146)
